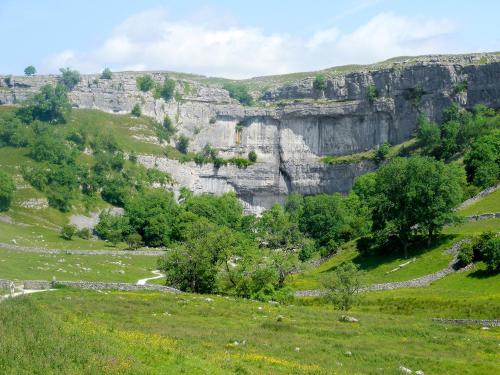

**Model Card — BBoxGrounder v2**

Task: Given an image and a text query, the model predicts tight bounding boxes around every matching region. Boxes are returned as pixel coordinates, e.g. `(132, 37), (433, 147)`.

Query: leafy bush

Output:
(0, 171), (15, 212)
(367, 84), (378, 102)
(18, 84), (70, 123)
(60, 224), (77, 240)
(374, 142), (390, 163)
(457, 241), (474, 266)
(227, 157), (252, 169)
(454, 80), (468, 94)
(313, 74), (326, 91)
(223, 82), (252, 105)
(248, 150), (257, 163)
(59, 68), (81, 90)
(482, 236), (499, 272)
(464, 133), (499, 188)
(95, 211), (130, 244)
(131, 104), (141, 117)
(100, 68), (112, 79)
(176, 135), (190, 154)
(136, 75), (155, 92)
(126, 232), (143, 250)
(154, 78), (175, 101)
(24, 65), (36, 76)
(323, 262), (362, 311)
(76, 228), (91, 240)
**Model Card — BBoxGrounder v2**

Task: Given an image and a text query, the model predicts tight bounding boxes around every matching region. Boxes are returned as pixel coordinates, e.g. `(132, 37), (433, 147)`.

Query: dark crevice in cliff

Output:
(277, 120), (293, 194)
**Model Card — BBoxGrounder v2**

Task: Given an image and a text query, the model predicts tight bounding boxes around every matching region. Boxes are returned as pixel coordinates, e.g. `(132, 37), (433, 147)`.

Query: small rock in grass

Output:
(204, 297), (213, 302)
(257, 306), (263, 311)
(344, 351), (352, 356)
(399, 366), (412, 374)
(268, 300), (278, 305)
(339, 315), (359, 323)
(294, 347), (300, 352)
(481, 326), (489, 330)
(415, 371), (425, 375)
(276, 315), (284, 322)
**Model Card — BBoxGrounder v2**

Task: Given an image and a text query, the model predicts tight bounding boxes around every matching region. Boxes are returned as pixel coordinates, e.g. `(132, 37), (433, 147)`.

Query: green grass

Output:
(1, 286), (497, 374)
(289, 236), (457, 290)
(459, 188), (500, 216)
(0, 247), (158, 283)
(443, 218), (500, 235)
(321, 138), (417, 165)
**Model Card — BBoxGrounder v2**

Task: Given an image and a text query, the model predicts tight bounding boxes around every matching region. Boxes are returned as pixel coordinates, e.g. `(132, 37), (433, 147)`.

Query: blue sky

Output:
(1, 0), (499, 78)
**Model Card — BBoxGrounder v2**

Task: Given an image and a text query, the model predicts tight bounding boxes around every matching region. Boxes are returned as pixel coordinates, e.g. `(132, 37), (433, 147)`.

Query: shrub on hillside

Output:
(100, 68), (112, 79)
(313, 74), (326, 91)
(136, 75), (155, 92)
(60, 224), (77, 240)
(223, 82), (252, 105)
(17, 84), (71, 123)
(59, 68), (81, 90)
(482, 236), (499, 272)
(176, 135), (190, 154)
(457, 242), (474, 266)
(367, 84), (378, 102)
(248, 150), (257, 163)
(0, 171), (15, 212)
(131, 104), (141, 117)
(76, 228), (91, 240)
(154, 78), (176, 101)
(24, 65), (36, 76)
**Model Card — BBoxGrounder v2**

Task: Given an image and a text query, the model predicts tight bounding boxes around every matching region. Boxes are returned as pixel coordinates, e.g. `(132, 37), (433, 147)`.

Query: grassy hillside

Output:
(1, 282), (498, 375)
(0, 107), (167, 250)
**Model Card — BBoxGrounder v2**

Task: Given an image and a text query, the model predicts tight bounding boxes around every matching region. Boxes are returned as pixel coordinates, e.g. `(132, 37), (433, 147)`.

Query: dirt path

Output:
(136, 270), (165, 285)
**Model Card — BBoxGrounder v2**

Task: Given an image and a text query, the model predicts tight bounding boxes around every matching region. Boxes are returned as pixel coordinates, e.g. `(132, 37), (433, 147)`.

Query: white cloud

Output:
(44, 10), (458, 78)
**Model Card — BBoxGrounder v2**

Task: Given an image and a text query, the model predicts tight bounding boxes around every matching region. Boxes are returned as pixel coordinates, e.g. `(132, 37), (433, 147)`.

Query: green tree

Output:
(371, 157), (464, 255)
(154, 78), (176, 101)
(131, 104), (141, 117)
(300, 193), (360, 250)
(482, 235), (499, 272)
(94, 210), (130, 243)
(366, 84), (378, 103)
(136, 75), (155, 92)
(248, 149), (257, 163)
(125, 232), (143, 250)
(416, 115), (441, 156)
(60, 224), (77, 240)
(0, 171), (15, 212)
(464, 133), (500, 188)
(258, 204), (303, 252)
(24, 65), (36, 76)
(125, 190), (179, 247)
(18, 84), (70, 123)
(59, 68), (81, 90)
(100, 68), (112, 79)
(223, 82), (252, 105)
(158, 221), (238, 293)
(374, 142), (390, 164)
(183, 193), (244, 230)
(323, 261), (362, 311)
(313, 74), (326, 91)
(176, 135), (190, 154)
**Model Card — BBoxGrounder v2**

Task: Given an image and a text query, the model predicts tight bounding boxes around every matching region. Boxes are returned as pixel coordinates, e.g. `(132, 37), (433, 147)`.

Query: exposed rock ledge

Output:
(1, 53), (499, 212)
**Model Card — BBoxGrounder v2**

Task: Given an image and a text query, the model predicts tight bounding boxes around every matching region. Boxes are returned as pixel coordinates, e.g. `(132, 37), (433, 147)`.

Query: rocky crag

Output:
(1, 53), (499, 213)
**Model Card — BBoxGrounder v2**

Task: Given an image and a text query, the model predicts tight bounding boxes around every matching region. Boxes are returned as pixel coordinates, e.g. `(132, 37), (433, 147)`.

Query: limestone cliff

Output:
(1, 53), (499, 213)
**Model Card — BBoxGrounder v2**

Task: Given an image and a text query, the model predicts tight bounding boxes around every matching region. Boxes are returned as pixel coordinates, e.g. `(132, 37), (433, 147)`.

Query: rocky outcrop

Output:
(1, 53), (499, 212)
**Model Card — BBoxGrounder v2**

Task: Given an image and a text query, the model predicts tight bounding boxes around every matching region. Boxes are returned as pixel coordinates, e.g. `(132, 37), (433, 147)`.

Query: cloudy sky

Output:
(1, 0), (499, 78)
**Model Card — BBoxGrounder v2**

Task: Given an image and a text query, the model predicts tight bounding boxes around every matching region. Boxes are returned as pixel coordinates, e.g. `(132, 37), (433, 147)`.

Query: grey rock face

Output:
(1, 54), (499, 213)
